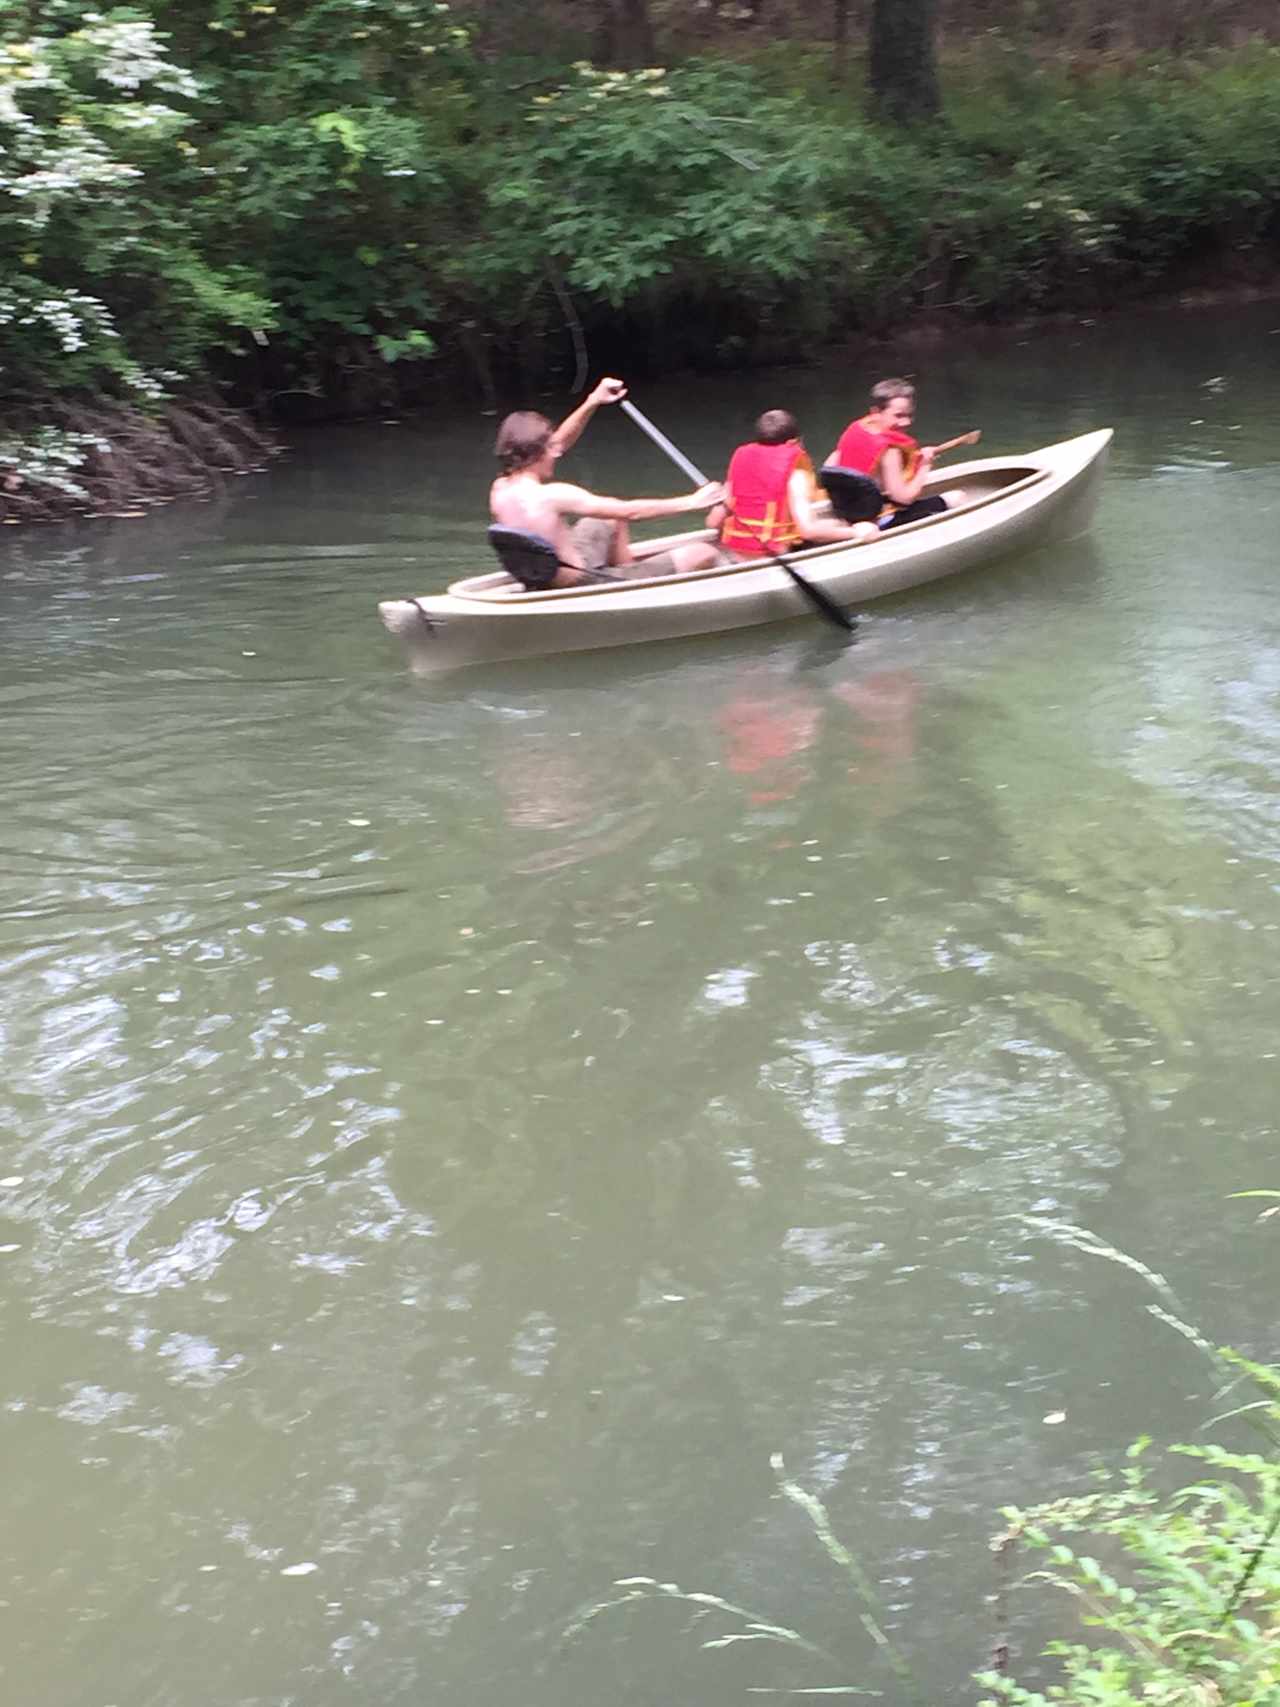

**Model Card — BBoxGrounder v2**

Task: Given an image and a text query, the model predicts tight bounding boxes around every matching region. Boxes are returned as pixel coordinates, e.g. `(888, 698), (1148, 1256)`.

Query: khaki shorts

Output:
(569, 517), (684, 581)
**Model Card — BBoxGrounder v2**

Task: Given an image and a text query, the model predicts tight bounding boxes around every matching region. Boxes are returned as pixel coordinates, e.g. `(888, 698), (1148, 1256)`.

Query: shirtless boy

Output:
(490, 378), (722, 588)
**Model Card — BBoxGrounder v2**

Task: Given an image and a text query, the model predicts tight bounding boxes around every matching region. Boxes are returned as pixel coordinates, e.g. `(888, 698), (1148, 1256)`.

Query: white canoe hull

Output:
(379, 427), (1111, 670)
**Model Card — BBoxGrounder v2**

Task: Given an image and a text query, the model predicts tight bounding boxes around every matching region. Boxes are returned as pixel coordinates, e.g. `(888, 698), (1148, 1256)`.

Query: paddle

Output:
(931, 429), (981, 458)
(619, 400), (856, 636)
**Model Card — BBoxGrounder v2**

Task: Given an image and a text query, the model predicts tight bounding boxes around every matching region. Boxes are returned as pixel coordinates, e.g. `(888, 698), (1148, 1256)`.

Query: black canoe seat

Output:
(487, 525), (565, 591)
(819, 465), (884, 525)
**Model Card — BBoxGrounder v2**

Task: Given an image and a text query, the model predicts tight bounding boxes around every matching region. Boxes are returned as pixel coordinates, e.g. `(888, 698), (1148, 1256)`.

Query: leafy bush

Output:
(568, 1211), (1280, 1707)
(566, 1370), (1280, 1706)
(978, 1365), (1280, 1706)
(0, 9), (271, 402)
(181, 0), (483, 392)
(944, 47), (1280, 299)
(460, 46), (1280, 366)
(7, 3), (1280, 434)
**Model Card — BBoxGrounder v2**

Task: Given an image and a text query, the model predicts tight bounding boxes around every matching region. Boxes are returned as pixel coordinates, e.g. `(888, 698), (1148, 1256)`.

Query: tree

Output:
(833, 0), (849, 73)
(868, 0), (939, 123)
(593, 0), (655, 67)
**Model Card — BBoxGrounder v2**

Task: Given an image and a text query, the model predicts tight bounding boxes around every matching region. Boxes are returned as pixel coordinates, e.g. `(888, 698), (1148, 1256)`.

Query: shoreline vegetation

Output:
(4, 3), (1280, 526)
(0, 400), (277, 525)
(565, 1215), (1280, 1705)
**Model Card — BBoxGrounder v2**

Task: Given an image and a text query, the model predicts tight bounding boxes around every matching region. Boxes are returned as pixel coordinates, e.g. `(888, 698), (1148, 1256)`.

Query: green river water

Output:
(2, 303), (1279, 1706)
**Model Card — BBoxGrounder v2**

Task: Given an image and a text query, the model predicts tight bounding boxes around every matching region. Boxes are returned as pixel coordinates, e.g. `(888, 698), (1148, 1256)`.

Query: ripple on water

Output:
(6, 335), (1280, 1707)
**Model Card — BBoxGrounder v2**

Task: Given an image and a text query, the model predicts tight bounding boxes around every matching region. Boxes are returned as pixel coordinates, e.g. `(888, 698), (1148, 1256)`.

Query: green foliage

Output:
(944, 47), (1280, 304)
(460, 45), (1280, 364)
(462, 57), (940, 360)
(976, 1353), (1280, 1707)
(565, 1354), (1280, 1706)
(6, 1), (1280, 442)
(0, 0), (472, 429)
(568, 1211), (1280, 1706)
(175, 1), (477, 387)
(0, 9), (272, 402)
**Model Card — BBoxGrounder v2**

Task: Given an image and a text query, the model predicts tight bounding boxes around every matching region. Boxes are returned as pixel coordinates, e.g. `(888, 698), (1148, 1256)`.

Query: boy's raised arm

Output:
(549, 377), (628, 459)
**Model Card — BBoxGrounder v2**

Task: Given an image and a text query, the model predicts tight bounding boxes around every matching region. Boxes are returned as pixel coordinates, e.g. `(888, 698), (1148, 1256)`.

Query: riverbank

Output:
(5, 13), (1280, 526)
(6, 272), (1278, 533)
(0, 402), (277, 528)
(828, 263), (1280, 370)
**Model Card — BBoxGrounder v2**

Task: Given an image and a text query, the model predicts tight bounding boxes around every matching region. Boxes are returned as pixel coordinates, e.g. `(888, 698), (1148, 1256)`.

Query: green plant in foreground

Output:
(568, 1399), (1280, 1705)
(566, 1212), (1280, 1706)
(978, 1216), (1280, 1706)
(978, 1379), (1280, 1706)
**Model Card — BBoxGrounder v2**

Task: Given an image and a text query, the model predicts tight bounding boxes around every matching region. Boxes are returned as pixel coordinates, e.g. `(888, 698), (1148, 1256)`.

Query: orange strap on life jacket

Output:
(720, 440), (814, 557)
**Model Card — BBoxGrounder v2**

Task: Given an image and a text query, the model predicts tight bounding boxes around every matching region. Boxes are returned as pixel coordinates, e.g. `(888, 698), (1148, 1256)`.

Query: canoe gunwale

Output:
(446, 460), (1050, 607)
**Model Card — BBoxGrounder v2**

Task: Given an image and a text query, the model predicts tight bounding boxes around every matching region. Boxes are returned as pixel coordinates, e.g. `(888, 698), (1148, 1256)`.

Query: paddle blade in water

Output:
(780, 562), (857, 633)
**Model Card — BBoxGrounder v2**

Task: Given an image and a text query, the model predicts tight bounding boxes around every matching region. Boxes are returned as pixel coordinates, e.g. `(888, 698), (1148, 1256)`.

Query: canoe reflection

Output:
(487, 655), (924, 875)
(718, 667), (921, 811)
(718, 687), (821, 804)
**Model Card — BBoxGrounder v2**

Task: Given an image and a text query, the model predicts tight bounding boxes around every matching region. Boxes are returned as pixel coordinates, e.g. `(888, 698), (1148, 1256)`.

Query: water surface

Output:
(3, 302), (1280, 1706)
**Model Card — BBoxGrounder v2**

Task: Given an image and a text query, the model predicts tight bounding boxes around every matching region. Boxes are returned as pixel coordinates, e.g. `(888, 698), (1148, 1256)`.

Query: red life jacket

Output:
(721, 440), (814, 557)
(835, 417), (921, 484)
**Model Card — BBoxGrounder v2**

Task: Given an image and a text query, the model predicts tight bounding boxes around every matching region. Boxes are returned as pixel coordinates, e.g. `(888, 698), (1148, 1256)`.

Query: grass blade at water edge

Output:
(770, 1454), (921, 1701)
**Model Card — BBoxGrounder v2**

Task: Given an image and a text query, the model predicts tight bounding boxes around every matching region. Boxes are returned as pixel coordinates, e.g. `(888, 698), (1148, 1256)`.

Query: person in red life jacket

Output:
(490, 377), (723, 588)
(714, 409), (880, 561)
(827, 378), (965, 530)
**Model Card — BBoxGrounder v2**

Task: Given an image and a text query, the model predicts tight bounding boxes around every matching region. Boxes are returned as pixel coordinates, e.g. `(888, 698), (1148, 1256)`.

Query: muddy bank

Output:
(0, 401), (278, 530)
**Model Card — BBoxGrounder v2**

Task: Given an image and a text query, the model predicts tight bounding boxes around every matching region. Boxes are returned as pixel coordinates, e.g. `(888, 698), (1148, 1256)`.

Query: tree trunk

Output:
(596, 0), (656, 66)
(868, 0), (940, 123)
(833, 0), (850, 73)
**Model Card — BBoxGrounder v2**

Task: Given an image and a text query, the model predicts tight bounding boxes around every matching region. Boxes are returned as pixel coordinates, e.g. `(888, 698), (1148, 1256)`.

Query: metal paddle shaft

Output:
(619, 399), (855, 636)
(619, 401), (710, 486)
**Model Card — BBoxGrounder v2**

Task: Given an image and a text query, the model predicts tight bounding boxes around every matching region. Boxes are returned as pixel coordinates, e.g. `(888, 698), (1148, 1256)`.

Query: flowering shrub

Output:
(0, 422), (110, 501)
(0, 10), (270, 403)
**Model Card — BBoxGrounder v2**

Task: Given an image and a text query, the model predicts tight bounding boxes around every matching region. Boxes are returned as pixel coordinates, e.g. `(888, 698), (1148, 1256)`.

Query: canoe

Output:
(378, 427), (1111, 670)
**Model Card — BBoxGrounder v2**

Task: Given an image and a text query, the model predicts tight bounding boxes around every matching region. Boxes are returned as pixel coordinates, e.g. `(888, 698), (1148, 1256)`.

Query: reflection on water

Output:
(3, 302), (1280, 1707)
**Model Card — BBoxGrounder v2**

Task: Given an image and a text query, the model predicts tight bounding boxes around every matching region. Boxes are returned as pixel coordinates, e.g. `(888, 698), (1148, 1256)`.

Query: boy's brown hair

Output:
(494, 411), (555, 473)
(755, 408), (799, 444)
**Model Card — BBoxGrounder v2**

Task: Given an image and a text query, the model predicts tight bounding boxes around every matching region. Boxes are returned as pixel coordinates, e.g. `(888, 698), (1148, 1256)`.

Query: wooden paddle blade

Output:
(933, 429), (982, 458)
